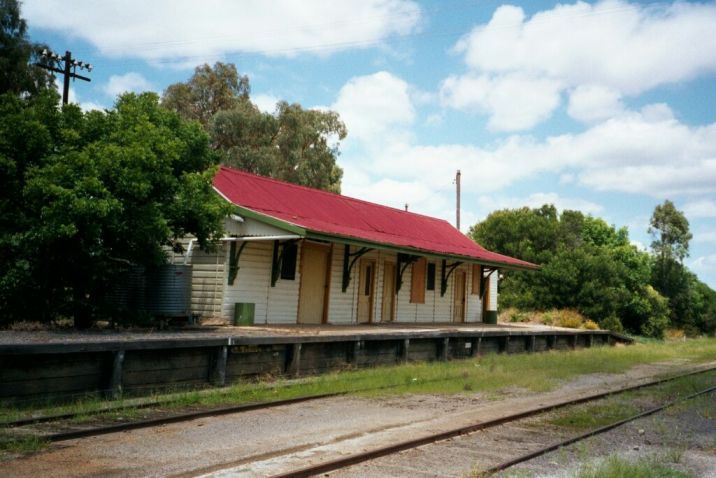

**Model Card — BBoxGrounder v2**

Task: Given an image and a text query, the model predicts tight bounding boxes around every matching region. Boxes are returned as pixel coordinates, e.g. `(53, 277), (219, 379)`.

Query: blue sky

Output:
(24, 0), (716, 288)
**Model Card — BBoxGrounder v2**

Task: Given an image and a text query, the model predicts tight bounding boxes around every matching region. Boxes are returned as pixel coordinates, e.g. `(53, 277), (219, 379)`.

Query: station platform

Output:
(0, 323), (632, 404)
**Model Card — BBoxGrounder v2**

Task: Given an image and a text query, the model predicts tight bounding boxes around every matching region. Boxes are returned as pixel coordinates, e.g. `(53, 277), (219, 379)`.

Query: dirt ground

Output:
(2, 359), (713, 478)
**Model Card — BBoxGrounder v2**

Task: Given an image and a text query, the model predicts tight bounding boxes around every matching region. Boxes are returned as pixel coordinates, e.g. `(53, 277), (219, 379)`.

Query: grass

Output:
(539, 370), (716, 431)
(547, 402), (640, 430)
(2, 337), (715, 425)
(574, 454), (692, 478)
(0, 432), (49, 457)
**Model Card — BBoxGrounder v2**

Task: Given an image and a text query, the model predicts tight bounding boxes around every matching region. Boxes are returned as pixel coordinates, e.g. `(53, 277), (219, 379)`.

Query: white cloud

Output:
(444, 0), (716, 128)
(477, 193), (604, 216)
(104, 72), (154, 98)
(57, 85), (106, 112)
(425, 113), (444, 126)
(334, 71), (716, 230)
(457, 1), (716, 93)
(79, 102), (106, 112)
(630, 240), (647, 252)
(683, 200), (716, 218)
(332, 71), (414, 144)
(693, 231), (716, 245)
(252, 94), (279, 114)
(24, 0), (421, 63)
(567, 85), (623, 123)
(440, 73), (562, 131)
(693, 229), (716, 245)
(690, 254), (716, 272)
(689, 254), (716, 288)
(368, 105), (716, 198)
(559, 173), (575, 185)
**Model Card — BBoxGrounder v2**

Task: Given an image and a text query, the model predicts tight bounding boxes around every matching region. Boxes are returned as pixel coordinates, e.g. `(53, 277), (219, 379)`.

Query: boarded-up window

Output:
(426, 263), (436, 291)
(410, 258), (427, 303)
(471, 264), (481, 295)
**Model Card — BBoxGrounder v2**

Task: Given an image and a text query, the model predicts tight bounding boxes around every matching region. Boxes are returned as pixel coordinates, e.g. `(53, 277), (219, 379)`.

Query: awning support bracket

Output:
(440, 259), (463, 297)
(396, 253), (420, 293)
(227, 240), (248, 285)
(342, 245), (373, 292)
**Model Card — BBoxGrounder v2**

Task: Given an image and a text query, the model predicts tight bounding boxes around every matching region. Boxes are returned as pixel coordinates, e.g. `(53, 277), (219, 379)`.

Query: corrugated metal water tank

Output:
(107, 265), (146, 312)
(144, 265), (193, 317)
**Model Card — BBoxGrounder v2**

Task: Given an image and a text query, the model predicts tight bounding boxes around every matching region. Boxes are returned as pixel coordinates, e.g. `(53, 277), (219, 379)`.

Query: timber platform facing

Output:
(0, 323), (631, 404)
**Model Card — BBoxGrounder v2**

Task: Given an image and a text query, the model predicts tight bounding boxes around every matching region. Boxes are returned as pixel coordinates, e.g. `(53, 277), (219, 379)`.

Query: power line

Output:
(35, 49), (93, 105)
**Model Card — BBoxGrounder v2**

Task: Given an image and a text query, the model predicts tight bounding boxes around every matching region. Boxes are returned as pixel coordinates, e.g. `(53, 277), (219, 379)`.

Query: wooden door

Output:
(453, 270), (466, 323)
(381, 262), (396, 322)
(297, 243), (330, 324)
(357, 259), (376, 324)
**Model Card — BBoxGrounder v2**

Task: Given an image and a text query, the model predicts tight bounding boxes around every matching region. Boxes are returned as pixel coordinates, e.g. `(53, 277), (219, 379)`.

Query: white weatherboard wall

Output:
(197, 238), (495, 324)
(221, 241), (301, 324)
(325, 246), (487, 324)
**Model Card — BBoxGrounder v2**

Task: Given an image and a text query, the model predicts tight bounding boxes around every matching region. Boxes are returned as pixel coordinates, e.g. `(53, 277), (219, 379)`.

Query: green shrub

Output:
(601, 315), (624, 333)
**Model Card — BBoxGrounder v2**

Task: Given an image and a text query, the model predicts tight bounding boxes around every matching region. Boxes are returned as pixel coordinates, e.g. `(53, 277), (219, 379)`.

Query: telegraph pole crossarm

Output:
(35, 49), (92, 105)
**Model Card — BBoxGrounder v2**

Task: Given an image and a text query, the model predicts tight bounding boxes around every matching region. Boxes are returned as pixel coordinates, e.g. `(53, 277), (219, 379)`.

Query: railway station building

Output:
(177, 166), (537, 326)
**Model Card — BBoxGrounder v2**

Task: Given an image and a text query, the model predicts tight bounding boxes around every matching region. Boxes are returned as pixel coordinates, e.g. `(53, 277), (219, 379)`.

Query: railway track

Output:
(2, 373), (470, 440)
(483, 383), (716, 475)
(269, 365), (716, 478)
(3, 364), (715, 477)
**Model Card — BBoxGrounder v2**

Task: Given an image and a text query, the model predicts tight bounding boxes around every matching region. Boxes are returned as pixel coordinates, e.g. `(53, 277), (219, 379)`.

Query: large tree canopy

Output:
(212, 100), (346, 193)
(0, 0), (53, 96)
(470, 204), (715, 337)
(646, 200), (713, 334)
(0, 91), (230, 326)
(471, 206), (669, 337)
(162, 62), (346, 193)
(162, 62), (250, 127)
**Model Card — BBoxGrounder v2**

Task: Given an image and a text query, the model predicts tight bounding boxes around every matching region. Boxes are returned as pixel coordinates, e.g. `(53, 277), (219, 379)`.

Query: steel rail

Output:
(7, 374), (463, 440)
(484, 384), (716, 475)
(3, 392), (335, 429)
(8, 364), (714, 449)
(270, 365), (716, 478)
(42, 393), (339, 442)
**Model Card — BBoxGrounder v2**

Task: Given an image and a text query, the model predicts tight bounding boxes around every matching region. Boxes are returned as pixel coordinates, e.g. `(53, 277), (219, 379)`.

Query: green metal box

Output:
(234, 302), (255, 326)
(484, 310), (498, 324)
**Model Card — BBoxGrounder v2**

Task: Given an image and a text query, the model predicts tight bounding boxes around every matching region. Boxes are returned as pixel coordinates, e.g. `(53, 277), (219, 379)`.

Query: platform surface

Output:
(0, 322), (591, 346)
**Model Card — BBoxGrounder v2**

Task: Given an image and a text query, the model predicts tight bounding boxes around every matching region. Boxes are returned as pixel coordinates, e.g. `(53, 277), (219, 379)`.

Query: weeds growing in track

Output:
(574, 453), (692, 478)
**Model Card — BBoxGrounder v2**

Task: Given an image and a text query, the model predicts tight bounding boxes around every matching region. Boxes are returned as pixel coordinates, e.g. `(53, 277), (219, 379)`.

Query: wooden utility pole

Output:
(455, 169), (461, 230)
(35, 49), (92, 105)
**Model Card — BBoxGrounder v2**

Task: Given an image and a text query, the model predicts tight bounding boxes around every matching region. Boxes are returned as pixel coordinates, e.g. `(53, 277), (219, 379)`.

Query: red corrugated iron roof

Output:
(213, 166), (537, 270)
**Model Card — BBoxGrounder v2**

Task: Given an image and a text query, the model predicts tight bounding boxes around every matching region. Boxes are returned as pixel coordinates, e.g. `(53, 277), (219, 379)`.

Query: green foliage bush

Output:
(0, 92), (230, 327)
(471, 205), (715, 337)
(601, 315), (624, 333)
